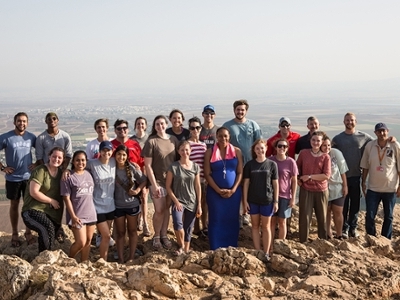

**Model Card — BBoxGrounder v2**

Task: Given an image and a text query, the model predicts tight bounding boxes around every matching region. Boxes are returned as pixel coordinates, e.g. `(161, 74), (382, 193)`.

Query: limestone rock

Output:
(0, 254), (32, 299)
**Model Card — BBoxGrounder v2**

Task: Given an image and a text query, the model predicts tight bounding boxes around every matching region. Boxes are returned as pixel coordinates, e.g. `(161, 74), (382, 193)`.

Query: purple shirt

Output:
(269, 156), (298, 199)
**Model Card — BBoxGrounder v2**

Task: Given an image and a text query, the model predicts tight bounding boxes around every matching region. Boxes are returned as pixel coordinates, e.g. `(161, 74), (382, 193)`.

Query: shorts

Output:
(68, 221), (96, 230)
(151, 186), (167, 198)
(6, 180), (28, 200)
(274, 197), (292, 219)
(329, 196), (345, 207)
(114, 206), (141, 218)
(96, 211), (115, 224)
(249, 202), (274, 217)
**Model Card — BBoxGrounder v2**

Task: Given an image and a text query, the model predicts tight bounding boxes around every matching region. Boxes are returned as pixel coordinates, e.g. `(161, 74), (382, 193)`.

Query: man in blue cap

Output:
(200, 104), (219, 149)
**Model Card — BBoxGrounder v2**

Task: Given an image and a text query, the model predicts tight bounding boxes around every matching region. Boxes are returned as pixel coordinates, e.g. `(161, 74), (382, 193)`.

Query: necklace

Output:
(222, 159), (227, 179)
(311, 149), (321, 155)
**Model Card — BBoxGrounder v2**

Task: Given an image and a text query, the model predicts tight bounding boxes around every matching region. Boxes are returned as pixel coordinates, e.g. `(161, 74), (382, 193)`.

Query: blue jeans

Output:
(365, 189), (396, 239)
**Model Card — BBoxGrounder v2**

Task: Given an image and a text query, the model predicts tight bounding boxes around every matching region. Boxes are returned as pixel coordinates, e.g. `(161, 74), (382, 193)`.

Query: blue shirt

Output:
(0, 130), (36, 181)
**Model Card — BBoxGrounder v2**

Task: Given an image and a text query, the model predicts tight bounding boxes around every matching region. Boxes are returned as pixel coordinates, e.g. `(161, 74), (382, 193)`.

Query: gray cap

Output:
(279, 117), (291, 126)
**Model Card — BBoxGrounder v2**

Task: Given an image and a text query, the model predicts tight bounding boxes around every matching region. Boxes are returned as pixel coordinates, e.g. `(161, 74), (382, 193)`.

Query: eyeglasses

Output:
(116, 126), (128, 131)
(189, 126), (202, 131)
(277, 144), (288, 149)
(203, 111), (215, 115)
(280, 124), (290, 128)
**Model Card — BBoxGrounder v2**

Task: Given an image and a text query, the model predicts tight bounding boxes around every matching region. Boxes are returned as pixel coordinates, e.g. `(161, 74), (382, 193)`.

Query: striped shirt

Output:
(189, 141), (207, 180)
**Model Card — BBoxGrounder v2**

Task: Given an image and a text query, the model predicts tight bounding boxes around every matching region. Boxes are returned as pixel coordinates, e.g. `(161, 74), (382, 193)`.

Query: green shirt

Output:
(22, 165), (63, 224)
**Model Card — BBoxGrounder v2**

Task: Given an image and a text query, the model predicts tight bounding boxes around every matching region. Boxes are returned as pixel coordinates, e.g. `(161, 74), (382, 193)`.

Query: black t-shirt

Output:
(243, 159), (278, 205)
(166, 127), (190, 142)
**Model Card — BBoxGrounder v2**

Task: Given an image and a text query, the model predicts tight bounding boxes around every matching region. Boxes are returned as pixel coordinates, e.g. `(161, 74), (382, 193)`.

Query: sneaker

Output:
(113, 250), (119, 260)
(109, 237), (116, 247)
(265, 253), (271, 262)
(96, 234), (101, 248)
(243, 214), (251, 226)
(342, 230), (349, 239)
(349, 229), (359, 238)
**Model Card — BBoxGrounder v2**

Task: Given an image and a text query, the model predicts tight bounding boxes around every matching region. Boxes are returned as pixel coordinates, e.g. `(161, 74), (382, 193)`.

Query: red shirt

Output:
(111, 139), (144, 169)
(266, 131), (300, 158)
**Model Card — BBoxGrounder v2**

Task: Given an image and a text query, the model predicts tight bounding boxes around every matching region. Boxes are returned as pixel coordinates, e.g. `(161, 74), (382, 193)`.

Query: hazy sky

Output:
(1, 1), (400, 94)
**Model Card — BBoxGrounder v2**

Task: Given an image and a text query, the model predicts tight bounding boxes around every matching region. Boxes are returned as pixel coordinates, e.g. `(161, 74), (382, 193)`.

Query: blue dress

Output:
(206, 157), (242, 250)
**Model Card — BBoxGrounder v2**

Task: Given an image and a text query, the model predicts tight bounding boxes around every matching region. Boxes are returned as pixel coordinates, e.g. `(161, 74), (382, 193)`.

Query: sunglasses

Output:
(116, 126), (128, 131)
(189, 126), (202, 131)
(280, 124), (290, 128)
(203, 111), (215, 115)
(277, 144), (288, 149)
(47, 117), (57, 121)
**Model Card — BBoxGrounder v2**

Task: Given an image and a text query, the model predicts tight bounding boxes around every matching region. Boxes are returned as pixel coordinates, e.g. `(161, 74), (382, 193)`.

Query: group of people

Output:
(1, 103), (399, 263)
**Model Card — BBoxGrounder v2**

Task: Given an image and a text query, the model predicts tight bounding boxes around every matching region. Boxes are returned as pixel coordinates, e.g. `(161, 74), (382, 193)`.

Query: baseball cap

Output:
(374, 122), (388, 131)
(99, 141), (113, 151)
(203, 104), (215, 113)
(279, 117), (291, 126)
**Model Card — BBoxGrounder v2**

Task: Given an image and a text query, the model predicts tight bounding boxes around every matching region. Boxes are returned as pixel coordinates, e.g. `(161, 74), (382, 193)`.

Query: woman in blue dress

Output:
(204, 127), (243, 250)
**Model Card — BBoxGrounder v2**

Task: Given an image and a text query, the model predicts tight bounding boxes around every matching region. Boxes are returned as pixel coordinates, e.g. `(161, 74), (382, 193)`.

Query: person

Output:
(142, 115), (179, 250)
(321, 136), (348, 239)
(35, 112), (73, 170)
(295, 116), (320, 154)
(331, 112), (373, 238)
(166, 109), (190, 141)
(130, 116), (151, 237)
(0, 112), (37, 247)
(222, 99), (261, 227)
(266, 117), (300, 159)
(200, 105), (219, 149)
(166, 141), (202, 255)
(204, 127), (243, 250)
(269, 138), (298, 243)
(243, 139), (278, 259)
(296, 131), (331, 243)
(21, 147), (65, 253)
(114, 145), (147, 263)
(86, 140), (116, 260)
(61, 151), (97, 261)
(86, 118), (110, 160)
(360, 123), (400, 239)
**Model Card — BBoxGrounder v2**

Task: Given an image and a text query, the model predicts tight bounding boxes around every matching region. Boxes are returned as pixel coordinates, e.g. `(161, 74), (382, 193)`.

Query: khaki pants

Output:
(298, 187), (328, 243)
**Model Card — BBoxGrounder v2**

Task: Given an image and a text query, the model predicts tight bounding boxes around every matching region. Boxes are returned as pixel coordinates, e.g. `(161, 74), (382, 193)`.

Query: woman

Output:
(86, 140), (116, 260)
(142, 115), (179, 250)
(269, 138), (298, 242)
(204, 127), (243, 250)
(166, 109), (190, 141)
(130, 116), (151, 237)
(22, 147), (65, 253)
(321, 135), (348, 239)
(297, 131), (331, 243)
(61, 151), (97, 261)
(243, 139), (279, 258)
(166, 141), (202, 255)
(114, 145), (147, 263)
(187, 117), (208, 236)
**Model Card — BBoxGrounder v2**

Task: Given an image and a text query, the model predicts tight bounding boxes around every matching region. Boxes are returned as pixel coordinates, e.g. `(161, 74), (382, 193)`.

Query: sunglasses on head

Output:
(116, 126), (128, 131)
(277, 144), (288, 149)
(189, 126), (202, 131)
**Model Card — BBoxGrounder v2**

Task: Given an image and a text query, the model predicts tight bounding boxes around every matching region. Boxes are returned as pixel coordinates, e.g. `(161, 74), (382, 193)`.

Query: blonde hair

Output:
(251, 138), (267, 159)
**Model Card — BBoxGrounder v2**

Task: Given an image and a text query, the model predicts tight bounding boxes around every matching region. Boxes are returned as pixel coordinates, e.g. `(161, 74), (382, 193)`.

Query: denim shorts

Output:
(274, 197), (292, 219)
(249, 202), (274, 217)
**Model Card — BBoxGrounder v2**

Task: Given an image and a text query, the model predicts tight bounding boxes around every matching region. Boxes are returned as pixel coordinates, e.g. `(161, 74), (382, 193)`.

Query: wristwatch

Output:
(1, 166), (5, 171)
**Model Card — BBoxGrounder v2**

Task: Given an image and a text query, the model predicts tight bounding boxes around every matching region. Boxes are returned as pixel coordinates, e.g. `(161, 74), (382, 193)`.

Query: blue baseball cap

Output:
(99, 141), (113, 151)
(203, 104), (215, 113)
(374, 123), (388, 131)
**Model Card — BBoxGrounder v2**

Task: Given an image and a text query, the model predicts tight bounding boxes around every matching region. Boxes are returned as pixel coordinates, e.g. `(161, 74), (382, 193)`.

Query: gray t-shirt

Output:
(200, 125), (219, 149)
(36, 129), (73, 162)
(130, 133), (149, 150)
(168, 161), (200, 212)
(332, 130), (373, 177)
(60, 170), (97, 224)
(87, 158), (116, 214)
(114, 164), (146, 209)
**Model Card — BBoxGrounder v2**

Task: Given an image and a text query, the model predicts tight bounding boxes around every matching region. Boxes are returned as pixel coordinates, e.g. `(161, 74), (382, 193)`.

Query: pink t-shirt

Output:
(269, 156), (298, 199)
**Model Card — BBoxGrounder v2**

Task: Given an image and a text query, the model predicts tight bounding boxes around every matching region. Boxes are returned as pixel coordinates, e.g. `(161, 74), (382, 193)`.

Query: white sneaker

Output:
(109, 237), (116, 247)
(113, 250), (119, 260)
(96, 234), (101, 248)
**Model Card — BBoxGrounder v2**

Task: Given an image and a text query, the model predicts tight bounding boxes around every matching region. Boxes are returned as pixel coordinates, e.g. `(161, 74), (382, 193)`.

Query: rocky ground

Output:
(1, 204), (400, 299)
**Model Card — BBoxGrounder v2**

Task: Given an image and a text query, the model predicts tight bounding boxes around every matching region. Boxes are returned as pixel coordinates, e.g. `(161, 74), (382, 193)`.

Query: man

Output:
(223, 99), (262, 226)
(86, 118), (110, 160)
(295, 116), (320, 154)
(223, 99), (262, 164)
(331, 112), (373, 238)
(0, 112), (36, 246)
(200, 104), (219, 149)
(111, 119), (144, 168)
(35, 112), (73, 170)
(360, 123), (400, 239)
(266, 117), (300, 158)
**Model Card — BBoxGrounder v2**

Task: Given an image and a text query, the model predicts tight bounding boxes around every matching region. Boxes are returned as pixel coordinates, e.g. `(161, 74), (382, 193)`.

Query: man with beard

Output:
(200, 104), (219, 149)
(295, 116), (320, 154)
(360, 123), (400, 239)
(0, 112), (36, 247)
(332, 112), (373, 238)
(223, 99), (262, 227)
(36, 112), (73, 170)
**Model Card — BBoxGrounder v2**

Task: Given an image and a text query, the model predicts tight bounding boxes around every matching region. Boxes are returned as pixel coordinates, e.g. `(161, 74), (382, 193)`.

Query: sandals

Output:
(11, 233), (21, 247)
(161, 236), (172, 249)
(56, 229), (66, 244)
(153, 236), (162, 250)
(173, 248), (185, 256)
(24, 232), (36, 245)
